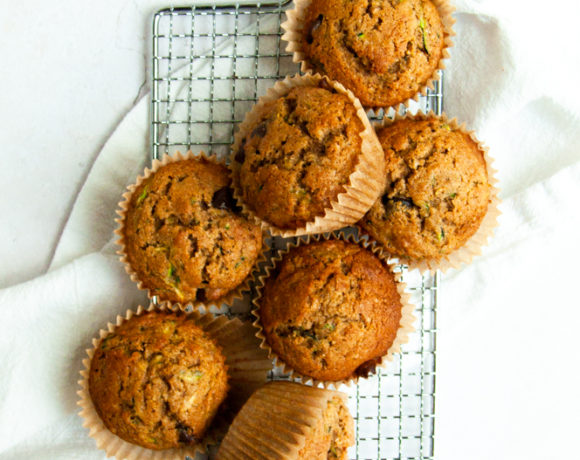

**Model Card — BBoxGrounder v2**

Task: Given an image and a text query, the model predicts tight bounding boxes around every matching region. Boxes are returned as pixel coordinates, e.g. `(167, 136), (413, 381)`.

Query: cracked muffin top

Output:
(122, 157), (263, 304)
(300, 0), (446, 107)
(258, 239), (402, 381)
(360, 117), (490, 261)
(88, 311), (229, 450)
(232, 86), (364, 230)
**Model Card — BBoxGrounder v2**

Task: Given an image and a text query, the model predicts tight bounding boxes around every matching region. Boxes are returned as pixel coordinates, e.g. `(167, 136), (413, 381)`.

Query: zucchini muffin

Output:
(217, 381), (354, 460)
(232, 85), (364, 230)
(360, 116), (491, 262)
(122, 156), (263, 304)
(258, 239), (403, 382)
(298, 0), (447, 107)
(88, 310), (229, 450)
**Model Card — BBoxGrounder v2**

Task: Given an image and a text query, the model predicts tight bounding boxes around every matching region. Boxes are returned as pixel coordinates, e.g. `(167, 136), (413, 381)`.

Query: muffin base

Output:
(217, 381), (354, 460)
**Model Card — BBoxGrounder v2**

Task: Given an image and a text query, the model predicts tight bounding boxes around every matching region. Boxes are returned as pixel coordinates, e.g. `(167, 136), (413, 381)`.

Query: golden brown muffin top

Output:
(89, 311), (229, 450)
(298, 397), (354, 459)
(361, 118), (490, 261)
(123, 158), (263, 304)
(233, 86), (363, 230)
(259, 239), (402, 381)
(302, 0), (445, 107)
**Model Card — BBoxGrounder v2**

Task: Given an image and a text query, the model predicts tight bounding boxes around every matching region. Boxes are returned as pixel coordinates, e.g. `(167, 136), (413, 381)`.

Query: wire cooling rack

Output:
(152, 2), (441, 458)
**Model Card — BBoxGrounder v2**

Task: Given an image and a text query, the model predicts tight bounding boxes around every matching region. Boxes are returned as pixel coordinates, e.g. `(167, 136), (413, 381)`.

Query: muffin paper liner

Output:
(358, 111), (501, 274)
(251, 230), (416, 389)
(115, 151), (268, 311)
(77, 303), (272, 460)
(230, 73), (386, 238)
(216, 381), (354, 460)
(281, 0), (456, 112)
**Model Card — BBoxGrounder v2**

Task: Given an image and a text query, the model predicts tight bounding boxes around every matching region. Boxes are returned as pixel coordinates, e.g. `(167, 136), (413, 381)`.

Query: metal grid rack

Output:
(152, 2), (440, 458)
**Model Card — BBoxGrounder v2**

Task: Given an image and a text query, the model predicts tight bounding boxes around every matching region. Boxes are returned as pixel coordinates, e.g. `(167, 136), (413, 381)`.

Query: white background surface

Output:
(1, 0), (579, 459)
(0, 0), (166, 288)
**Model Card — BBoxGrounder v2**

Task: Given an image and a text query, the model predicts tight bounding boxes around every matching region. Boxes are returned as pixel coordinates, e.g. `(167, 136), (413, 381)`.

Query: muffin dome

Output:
(360, 116), (490, 261)
(122, 157), (263, 304)
(300, 0), (446, 107)
(88, 311), (229, 450)
(232, 85), (364, 230)
(258, 239), (403, 381)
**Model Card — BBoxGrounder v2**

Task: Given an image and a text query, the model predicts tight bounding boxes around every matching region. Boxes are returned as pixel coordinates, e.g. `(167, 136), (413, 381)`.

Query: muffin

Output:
(232, 84), (364, 231)
(284, 0), (452, 108)
(255, 238), (406, 382)
(217, 381), (354, 460)
(79, 305), (273, 460)
(88, 310), (228, 450)
(119, 154), (263, 305)
(360, 115), (491, 264)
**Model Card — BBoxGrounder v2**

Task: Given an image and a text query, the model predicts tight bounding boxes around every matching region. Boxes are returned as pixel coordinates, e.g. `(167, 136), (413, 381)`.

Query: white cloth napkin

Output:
(1, 1), (580, 459)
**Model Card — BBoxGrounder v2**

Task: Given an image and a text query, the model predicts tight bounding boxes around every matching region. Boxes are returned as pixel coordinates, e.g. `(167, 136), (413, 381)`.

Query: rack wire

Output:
(152, 2), (441, 458)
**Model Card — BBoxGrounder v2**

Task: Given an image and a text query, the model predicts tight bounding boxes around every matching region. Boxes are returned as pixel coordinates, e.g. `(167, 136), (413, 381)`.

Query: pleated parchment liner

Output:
(251, 231), (416, 389)
(359, 111), (501, 274)
(281, 0), (456, 113)
(217, 381), (354, 460)
(77, 303), (273, 460)
(230, 73), (386, 238)
(115, 151), (268, 311)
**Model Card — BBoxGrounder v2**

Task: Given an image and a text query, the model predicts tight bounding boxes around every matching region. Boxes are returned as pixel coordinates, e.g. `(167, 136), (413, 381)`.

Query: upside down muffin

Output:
(360, 116), (491, 262)
(258, 239), (403, 382)
(298, 0), (448, 107)
(217, 381), (354, 460)
(121, 156), (263, 304)
(88, 310), (229, 450)
(232, 85), (365, 230)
